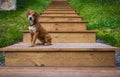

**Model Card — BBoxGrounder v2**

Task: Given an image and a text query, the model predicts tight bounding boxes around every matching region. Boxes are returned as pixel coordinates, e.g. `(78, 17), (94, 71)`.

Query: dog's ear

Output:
(26, 11), (29, 17)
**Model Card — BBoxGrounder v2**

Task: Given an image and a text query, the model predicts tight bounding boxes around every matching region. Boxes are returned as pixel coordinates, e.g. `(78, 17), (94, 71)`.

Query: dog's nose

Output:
(29, 17), (32, 20)
(28, 15), (33, 20)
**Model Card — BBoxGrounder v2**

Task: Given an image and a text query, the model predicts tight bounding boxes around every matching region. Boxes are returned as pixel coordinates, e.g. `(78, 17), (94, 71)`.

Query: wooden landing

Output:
(1, 42), (119, 52)
(0, 67), (120, 77)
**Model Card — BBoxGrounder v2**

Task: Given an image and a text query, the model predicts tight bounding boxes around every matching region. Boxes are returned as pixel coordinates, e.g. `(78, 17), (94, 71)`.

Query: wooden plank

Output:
(47, 7), (73, 9)
(45, 8), (75, 11)
(1, 67), (120, 77)
(52, 0), (67, 1)
(47, 6), (71, 7)
(1, 42), (119, 52)
(41, 13), (78, 16)
(5, 51), (115, 66)
(39, 22), (88, 31)
(20, 30), (98, 33)
(45, 8), (74, 10)
(22, 32), (96, 43)
(39, 17), (82, 22)
(43, 10), (76, 13)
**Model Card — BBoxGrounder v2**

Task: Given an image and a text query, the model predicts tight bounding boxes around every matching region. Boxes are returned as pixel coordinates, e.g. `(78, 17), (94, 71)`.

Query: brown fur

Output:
(26, 10), (52, 47)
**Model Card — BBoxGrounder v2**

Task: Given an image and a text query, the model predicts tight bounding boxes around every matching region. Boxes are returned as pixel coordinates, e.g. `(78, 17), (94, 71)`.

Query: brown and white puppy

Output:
(26, 10), (52, 47)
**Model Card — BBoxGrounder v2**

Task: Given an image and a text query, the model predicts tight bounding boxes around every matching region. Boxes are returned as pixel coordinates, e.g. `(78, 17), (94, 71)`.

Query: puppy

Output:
(26, 10), (52, 47)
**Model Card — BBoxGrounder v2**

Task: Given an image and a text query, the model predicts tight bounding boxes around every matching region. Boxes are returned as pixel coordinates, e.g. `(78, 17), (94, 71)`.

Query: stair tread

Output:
(42, 13), (77, 14)
(1, 42), (119, 52)
(0, 67), (120, 77)
(40, 16), (82, 18)
(40, 21), (89, 23)
(20, 30), (98, 33)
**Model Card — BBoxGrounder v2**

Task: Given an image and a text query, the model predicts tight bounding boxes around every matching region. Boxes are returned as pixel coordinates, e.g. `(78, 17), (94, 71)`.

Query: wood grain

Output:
(41, 13), (78, 16)
(40, 22), (87, 31)
(5, 51), (115, 66)
(0, 67), (120, 77)
(43, 10), (76, 13)
(22, 32), (96, 43)
(1, 42), (119, 52)
(39, 16), (82, 22)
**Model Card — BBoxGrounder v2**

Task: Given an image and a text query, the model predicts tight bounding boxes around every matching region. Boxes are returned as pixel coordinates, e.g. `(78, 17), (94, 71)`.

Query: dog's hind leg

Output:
(44, 35), (52, 46)
(38, 38), (46, 45)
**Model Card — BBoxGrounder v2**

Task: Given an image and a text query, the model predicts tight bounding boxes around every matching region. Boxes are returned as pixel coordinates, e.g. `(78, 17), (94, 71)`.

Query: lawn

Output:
(68, 0), (120, 47)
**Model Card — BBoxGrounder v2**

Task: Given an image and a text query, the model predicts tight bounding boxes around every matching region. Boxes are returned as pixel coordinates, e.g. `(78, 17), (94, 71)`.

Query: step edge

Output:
(0, 67), (120, 70)
(19, 30), (99, 33)
(1, 42), (120, 52)
(40, 16), (83, 18)
(1, 46), (119, 52)
(42, 13), (77, 14)
(39, 21), (89, 23)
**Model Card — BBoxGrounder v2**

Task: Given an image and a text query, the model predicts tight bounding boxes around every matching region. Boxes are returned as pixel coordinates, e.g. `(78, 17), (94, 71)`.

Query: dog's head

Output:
(26, 10), (39, 21)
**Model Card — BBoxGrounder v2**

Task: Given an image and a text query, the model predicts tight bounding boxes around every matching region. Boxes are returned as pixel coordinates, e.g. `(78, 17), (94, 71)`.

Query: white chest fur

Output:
(28, 26), (36, 32)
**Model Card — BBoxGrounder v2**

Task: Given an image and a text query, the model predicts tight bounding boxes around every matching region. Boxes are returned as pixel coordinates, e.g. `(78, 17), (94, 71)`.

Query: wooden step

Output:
(0, 67), (120, 77)
(45, 8), (75, 11)
(45, 8), (74, 10)
(42, 11), (76, 14)
(39, 16), (82, 22)
(43, 10), (76, 13)
(51, 1), (68, 4)
(48, 5), (71, 7)
(41, 13), (78, 16)
(28, 21), (88, 31)
(46, 7), (73, 10)
(20, 30), (98, 43)
(1, 42), (119, 66)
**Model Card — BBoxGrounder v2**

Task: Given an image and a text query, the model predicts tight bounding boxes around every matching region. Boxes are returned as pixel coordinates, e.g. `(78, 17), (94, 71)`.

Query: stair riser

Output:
(43, 11), (76, 13)
(45, 8), (74, 10)
(45, 9), (74, 11)
(47, 7), (72, 9)
(23, 33), (96, 43)
(41, 13), (78, 16)
(51, 4), (68, 5)
(5, 51), (115, 67)
(40, 17), (82, 22)
(48, 6), (71, 7)
(40, 22), (87, 31)
(48, 5), (70, 6)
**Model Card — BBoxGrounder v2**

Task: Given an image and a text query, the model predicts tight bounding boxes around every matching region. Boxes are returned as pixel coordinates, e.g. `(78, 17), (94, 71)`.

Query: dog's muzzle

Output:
(28, 15), (33, 21)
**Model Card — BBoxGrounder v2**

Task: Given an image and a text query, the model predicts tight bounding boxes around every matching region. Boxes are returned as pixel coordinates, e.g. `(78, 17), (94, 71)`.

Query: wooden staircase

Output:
(0, 0), (120, 76)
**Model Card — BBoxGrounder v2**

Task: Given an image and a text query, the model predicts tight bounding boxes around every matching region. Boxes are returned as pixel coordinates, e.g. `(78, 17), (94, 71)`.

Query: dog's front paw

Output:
(30, 45), (34, 47)
(44, 43), (48, 46)
(44, 43), (52, 46)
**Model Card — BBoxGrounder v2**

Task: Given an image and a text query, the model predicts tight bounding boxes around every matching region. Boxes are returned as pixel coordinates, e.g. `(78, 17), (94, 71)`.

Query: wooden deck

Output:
(0, 67), (120, 77)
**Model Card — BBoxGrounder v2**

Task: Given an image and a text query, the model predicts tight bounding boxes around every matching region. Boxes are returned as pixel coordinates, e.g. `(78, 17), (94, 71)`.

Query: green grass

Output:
(0, 0), (51, 48)
(68, 0), (120, 47)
